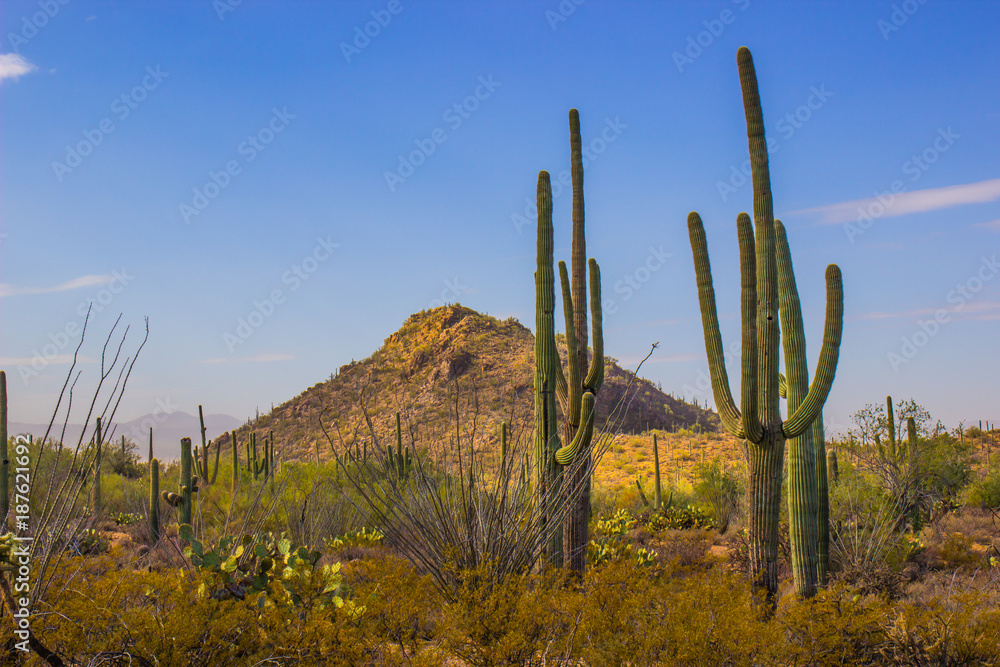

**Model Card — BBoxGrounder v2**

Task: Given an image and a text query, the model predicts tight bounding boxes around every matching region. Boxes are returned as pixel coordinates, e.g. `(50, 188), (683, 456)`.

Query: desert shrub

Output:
(966, 468), (1000, 509)
(692, 456), (743, 532)
(438, 563), (575, 667)
(647, 504), (715, 531)
(778, 585), (892, 665)
(576, 560), (780, 665)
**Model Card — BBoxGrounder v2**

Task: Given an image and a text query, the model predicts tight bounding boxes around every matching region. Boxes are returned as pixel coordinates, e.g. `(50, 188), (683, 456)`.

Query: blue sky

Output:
(1, 0), (997, 437)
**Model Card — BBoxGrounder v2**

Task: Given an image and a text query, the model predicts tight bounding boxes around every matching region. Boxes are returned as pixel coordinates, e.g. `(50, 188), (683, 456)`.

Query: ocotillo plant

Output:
(686, 47), (843, 600)
(91, 417), (104, 514)
(162, 437), (199, 527)
(1, 370), (8, 526)
(149, 459), (160, 542)
(194, 405), (220, 485)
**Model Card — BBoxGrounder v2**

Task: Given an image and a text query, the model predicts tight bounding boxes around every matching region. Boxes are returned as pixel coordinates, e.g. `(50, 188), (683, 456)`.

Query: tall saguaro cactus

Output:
(687, 47), (843, 600)
(533, 109), (605, 572)
(91, 417), (104, 514)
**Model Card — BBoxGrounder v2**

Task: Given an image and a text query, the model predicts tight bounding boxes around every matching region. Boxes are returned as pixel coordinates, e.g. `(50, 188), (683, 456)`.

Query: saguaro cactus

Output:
(149, 459), (160, 542)
(533, 110), (605, 572)
(162, 437), (199, 527)
(814, 412), (830, 585)
(91, 418), (104, 514)
(231, 432), (239, 492)
(194, 405), (220, 485)
(653, 433), (663, 510)
(686, 47), (843, 600)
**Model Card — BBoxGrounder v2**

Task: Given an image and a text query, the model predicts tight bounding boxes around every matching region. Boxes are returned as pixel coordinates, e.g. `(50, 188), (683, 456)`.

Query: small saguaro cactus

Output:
(194, 405), (220, 485)
(91, 417), (104, 514)
(386, 412), (412, 479)
(653, 433), (663, 510)
(230, 432), (239, 493)
(149, 459), (160, 542)
(162, 437), (199, 527)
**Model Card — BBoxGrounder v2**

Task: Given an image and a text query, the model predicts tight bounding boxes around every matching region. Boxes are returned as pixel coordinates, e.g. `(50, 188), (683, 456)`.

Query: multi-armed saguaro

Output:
(534, 109), (605, 571)
(687, 47), (843, 600)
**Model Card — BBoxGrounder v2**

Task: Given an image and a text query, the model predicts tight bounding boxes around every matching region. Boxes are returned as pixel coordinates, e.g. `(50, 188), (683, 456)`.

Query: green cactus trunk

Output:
(149, 459), (160, 542)
(653, 433), (662, 510)
(162, 437), (198, 527)
(534, 169), (564, 567)
(195, 405), (220, 485)
(231, 432), (239, 493)
(776, 219), (820, 597)
(686, 47), (843, 602)
(814, 412), (830, 585)
(0, 371), (8, 526)
(92, 417), (103, 514)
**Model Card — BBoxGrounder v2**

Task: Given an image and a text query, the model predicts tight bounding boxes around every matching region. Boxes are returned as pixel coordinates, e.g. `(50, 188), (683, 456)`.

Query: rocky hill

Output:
(217, 305), (719, 462)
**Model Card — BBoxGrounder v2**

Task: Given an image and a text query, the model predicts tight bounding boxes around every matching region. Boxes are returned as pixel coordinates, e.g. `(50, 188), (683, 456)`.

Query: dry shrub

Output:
(649, 528), (716, 568)
(577, 560), (780, 666)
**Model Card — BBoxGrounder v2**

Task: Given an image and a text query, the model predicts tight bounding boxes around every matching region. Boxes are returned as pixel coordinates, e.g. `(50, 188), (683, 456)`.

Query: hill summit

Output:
(223, 305), (718, 461)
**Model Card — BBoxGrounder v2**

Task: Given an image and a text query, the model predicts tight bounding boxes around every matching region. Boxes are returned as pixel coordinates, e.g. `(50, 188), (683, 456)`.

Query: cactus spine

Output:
(1, 370), (8, 526)
(149, 459), (160, 542)
(686, 47), (843, 600)
(91, 417), (103, 514)
(162, 437), (199, 527)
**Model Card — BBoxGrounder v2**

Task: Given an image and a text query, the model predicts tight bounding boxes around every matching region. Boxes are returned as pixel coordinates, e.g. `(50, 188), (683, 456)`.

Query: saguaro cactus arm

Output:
(584, 259), (604, 393)
(687, 213), (744, 438)
(783, 264), (843, 439)
(558, 261), (582, 423)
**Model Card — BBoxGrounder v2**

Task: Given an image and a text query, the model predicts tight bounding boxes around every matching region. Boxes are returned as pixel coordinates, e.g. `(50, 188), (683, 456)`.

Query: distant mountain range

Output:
(8, 411), (241, 461)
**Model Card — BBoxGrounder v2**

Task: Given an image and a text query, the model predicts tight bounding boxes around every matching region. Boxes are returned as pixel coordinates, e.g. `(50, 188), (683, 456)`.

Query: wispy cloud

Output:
(973, 219), (1000, 231)
(0, 53), (37, 83)
(0, 274), (114, 297)
(200, 353), (295, 365)
(793, 177), (1000, 225)
(856, 300), (1000, 323)
(0, 355), (95, 365)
